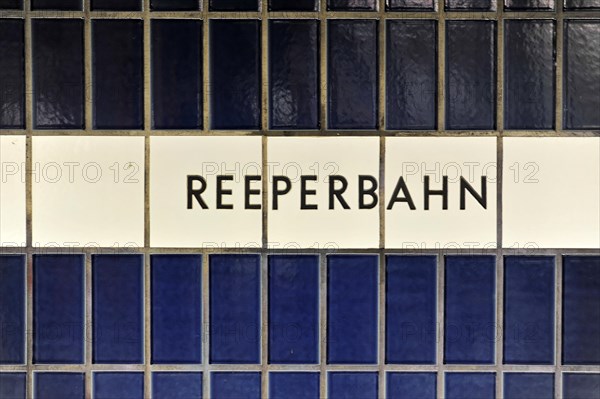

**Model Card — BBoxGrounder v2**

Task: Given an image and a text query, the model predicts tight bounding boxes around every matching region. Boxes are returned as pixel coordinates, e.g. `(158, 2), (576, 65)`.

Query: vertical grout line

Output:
(85, 254), (92, 399)
(202, 0), (210, 133)
(261, 0), (269, 135)
(555, 7), (563, 132)
(319, 253), (328, 399)
(260, 253), (269, 399)
(201, 252), (210, 399)
(262, 136), (268, 248)
(143, 253), (151, 399)
(496, 0), (504, 133)
(436, 252), (445, 399)
(26, 253), (33, 399)
(495, 253), (504, 399)
(437, 0), (445, 133)
(378, 253), (386, 398)
(84, 0), (92, 132)
(320, 0), (327, 131)
(555, 254), (563, 399)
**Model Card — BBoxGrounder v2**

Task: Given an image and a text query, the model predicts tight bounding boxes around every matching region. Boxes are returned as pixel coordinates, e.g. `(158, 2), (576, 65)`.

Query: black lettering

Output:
(216, 175), (233, 209)
(329, 175), (350, 210)
(187, 175), (208, 209)
(301, 175), (318, 210)
(424, 175), (448, 210)
(272, 176), (292, 210)
(358, 175), (378, 209)
(245, 175), (262, 210)
(387, 176), (416, 210)
(460, 176), (487, 210)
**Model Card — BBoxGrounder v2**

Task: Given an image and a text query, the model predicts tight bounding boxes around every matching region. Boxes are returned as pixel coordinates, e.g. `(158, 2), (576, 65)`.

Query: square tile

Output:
(445, 373), (496, 399)
(505, 0), (553, 9)
(0, 0), (22, 8)
(269, 372), (319, 399)
(0, 373), (26, 398)
(387, 0), (435, 9)
(387, 372), (436, 399)
(0, 19), (24, 129)
(328, 372), (378, 398)
(91, 0), (141, 10)
(211, 372), (261, 399)
(0, 136), (26, 246)
(0, 256), (25, 364)
(150, 0), (198, 10)
(504, 373), (554, 399)
(152, 373), (202, 399)
(93, 373), (144, 399)
(34, 373), (84, 399)
(31, 0), (81, 10)
(563, 373), (600, 399)
(269, 0), (317, 10)
(327, 0), (376, 9)
(209, 0), (258, 10)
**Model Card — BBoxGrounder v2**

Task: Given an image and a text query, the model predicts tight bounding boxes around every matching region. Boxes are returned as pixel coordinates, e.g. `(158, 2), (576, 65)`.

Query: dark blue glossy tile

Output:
(31, 0), (80, 9)
(504, 20), (555, 129)
(565, 0), (600, 9)
(563, 373), (600, 399)
(211, 372), (261, 399)
(269, 0), (317, 10)
(269, 20), (319, 130)
(446, 373), (496, 399)
(91, 0), (140, 10)
(564, 20), (600, 130)
(32, 19), (84, 129)
(94, 373), (144, 399)
(0, 373), (26, 399)
(93, 255), (143, 364)
(152, 372), (202, 399)
(387, 0), (435, 9)
(446, 0), (494, 10)
(386, 255), (436, 364)
(504, 373), (554, 399)
(210, 254), (260, 364)
(93, 20), (143, 129)
(151, 255), (202, 364)
(328, 255), (378, 364)
(269, 255), (319, 364)
(151, 0), (198, 10)
(0, 0), (22, 8)
(0, 256), (25, 364)
(444, 256), (496, 364)
(328, 372), (378, 398)
(151, 20), (202, 129)
(386, 20), (437, 130)
(328, 20), (378, 129)
(563, 256), (600, 365)
(270, 372), (319, 399)
(387, 372), (436, 399)
(34, 373), (84, 399)
(33, 255), (84, 364)
(328, 0), (376, 9)
(446, 21), (496, 130)
(210, 20), (261, 130)
(0, 19), (24, 129)
(503, 256), (554, 365)
(210, 0), (258, 10)
(505, 0), (553, 9)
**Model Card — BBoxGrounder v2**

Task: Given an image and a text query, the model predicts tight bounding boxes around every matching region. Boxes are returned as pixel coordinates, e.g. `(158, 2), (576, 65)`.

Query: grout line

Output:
(202, 0), (209, 132)
(555, 7), (564, 132)
(26, 253), (33, 399)
(143, 253), (151, 398)
(555, 255), (564, 399)
(84, 0), (92, 132)
(495, 253), (504, 399)
(436, 252), (445, 399)
(497, 0), (504, 133)
(319, 253), (328, 399)
(378, 252), (386, 398)
(261, 250), (269, 398)
(320, 0), (327, 131)
(85, 254), (92, 399)
(201, 252), (210, 399)
(437, 0), (445, 133)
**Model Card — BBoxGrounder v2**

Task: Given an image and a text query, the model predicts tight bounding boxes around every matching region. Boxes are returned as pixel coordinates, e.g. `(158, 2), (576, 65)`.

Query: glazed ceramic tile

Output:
(328, 372), (378, 398)
(269, 0), (317, 10)
(563, 373), (600, 399)
(211, 372), (261, 399)
(150, 0), (198, 10)
(91, 0), (140, 10)
(31, 0), (81, 9)
(446, 0), (495, 10)
(152, 373), (202, 399)
(0, 373), (26, 398)
(505, 0), (553, 9)
(209, 0), (258, 10)
(93, 373), (144, 399)
(0, 19), (24, 129)
(0, 136), (26, 246)
(387, 372), (437, 399)
(34, 373), (84, 399)
(504, 373), (554, 399)
(269, 373), (319, 399)
(0, 256), (25, 364)
(387, 0), (435, 9)
(445, 373), (496, 399)
(327, 0), (377, 10)
(0, 0), (22, 8)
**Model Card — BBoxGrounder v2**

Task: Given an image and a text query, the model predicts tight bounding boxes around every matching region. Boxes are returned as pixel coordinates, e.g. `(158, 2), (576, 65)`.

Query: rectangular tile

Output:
(387, 373), (436, 399)
(210, 20), (261, 129)
(151, 255), (202, 364)
(152, 373), (202, 399)
(0, 136), (26, 246)
(93, 373), (144, 399)
(504, 20), (555, 129)
(268, 255), (319, 364)
(328, 373), (378, 398)
(563, 373), (600, 399)
(328, 20), (378, 129)
(210, 255), (260, 364)
(445, 373), (496, 399)
(32, 19), (84, 129)
(446, 21), (496, 130)
(31, 0), (81, 9)
(0, 0), (22, 8)
(565, 0), (600, 8)
(505, 0), (553, 9)
(503, 256), (555, 364)
(387, 0), (435, 9)
(386, 256), (437, 364)
(563, 256), (600, 365)
(444, 256), (496, 364)
(269, 0), (317, 10)
(210, 0), (258, 10)
(33, 255), (84, 364)
(328, 0), (376, 9)
(0, 19), (24, 129)
(269, 372), (319, 399)
(91, 0), (141, 10)
(93, 20), (144, 129)
(211, 372), (261, 399)
(151, 20), (202, 130)
(446, 0), (495, 10)
(150, 0), (198, 10)
(34, 373), (84, 399)
(564, 20), (600, 129)
(0, 256), (25, 364)
(0, 373), (26, 398)
(327, 255), (378, 364)
(386, 20), (436, 130)
(504, 373), (554, 399)
(92, 255), (143, 364)
(269, 20), (319, 129)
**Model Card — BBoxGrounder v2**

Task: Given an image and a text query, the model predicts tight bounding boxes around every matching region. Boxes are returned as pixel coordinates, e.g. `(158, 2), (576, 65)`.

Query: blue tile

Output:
(444, 256), (496, 364)
(0, 0), (22, 8)
(210, 20), (261, 130)
(446, 21), (496, 130)
(446, 373), (496, 399)
(34, 373), (84, 399)
(93, 20), (144, 129)
(210, 0), (258, 10)
(327, 255), (378, 364)
(152, 372), (202, 399)
(31, 0), (80, 9)
(328, 0), (376, 9)
(269, 372), (319, 399)
(505, 0), (553, 9)
(503, 256), (554, 365)
(151, 255), (202, 364)
(565, 0), (600, 8)
(563, 373), (600, 399)
(211, 372), (261, 399)
(563, 256), (600, 365)
(0, 373), (26, 399)
(504, 20), (555, 130)
(564, 20), (600, 130)
(269, 255), (319, 364)
(94, 373), (144, 399)
(504, 373), (554, 399)
(269, 20), (320, 130)
(210, 254), (260, 364)
(328, 20), (378, 129)
(386, 20), (437, 130)
(269, 0), (317, 10)
(151, 0), (198, 10)
(151, 20), (202, 129)
(91, 0), (141, 10)
(386, 256), (436, 364)
(387, 372), (436, 399)
(32, 19), (84, 129)
(387, 0), (434, 10)
(92, 255), (143, 364)
(446, 0), (494, 10)
(0, 19), (24, 129)
(33, 255), (84, 364)
(0, 256), (25, 364)
(328, 372), (378, 398)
